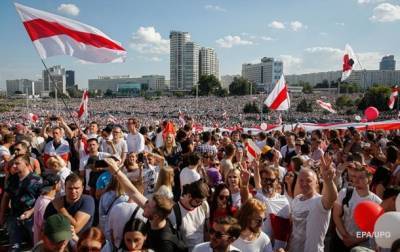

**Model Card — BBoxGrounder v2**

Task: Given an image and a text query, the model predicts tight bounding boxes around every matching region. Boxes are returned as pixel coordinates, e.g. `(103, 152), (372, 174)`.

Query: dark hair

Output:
(3, 134), (15, 144)
(387, 146), (399, 164)
(152, 193), (174, 219)
(121, 218), (148, 250)
(371, 166), (392, 190)
(187, 153), (201, 166)
(224, 144), (235, 156)
(283, 171), (297, 195)
(87, 138), (99, 144)
(383, 186), (400, 200)
(266, 137), (276, 148)
(65, 173), (83, 185)
(214, 216), (241, 240)
(209, 183), (233, 225)
(182, 179), (209, 199)
(202, 131), (211, 143)
(77, 227), (105, 250)
(300, 143), (311, 155)
(180, 139), (193, 154)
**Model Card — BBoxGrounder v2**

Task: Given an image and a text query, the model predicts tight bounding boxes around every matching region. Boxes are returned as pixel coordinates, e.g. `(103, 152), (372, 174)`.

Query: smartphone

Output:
(49, 115), (58, 121)
(94, 160), (109, 168)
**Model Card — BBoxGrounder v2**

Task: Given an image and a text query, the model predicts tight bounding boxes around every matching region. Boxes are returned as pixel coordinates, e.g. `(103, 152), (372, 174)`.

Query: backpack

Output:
(341, 187), (354, 217)
(165, 203), (188, 252)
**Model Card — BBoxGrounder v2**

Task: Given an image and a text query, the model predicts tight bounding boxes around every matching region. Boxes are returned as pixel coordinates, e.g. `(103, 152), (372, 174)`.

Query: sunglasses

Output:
(213, 163), (220, 166)
(262, 177), (276, 183)
(209, 228), (229, 239)
(252, 217), (267, 224)
(79, 246), (101, 252)
(14, 148), (22, 152)
(218, 195), (229, 201)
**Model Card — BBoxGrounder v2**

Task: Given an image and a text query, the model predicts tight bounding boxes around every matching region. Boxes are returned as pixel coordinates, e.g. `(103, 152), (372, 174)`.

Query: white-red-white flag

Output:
(341, 44), (357, 82)
(316, 99), (337, 113)
(388, 86), (398, 110)
(15, 3), (127, 63)
(107, 114), (117, 124)
(245, 139), (261, 161)
(264, 74), (290, 110)
(27, 113), (39, 122)
(78, 90), (89, 121)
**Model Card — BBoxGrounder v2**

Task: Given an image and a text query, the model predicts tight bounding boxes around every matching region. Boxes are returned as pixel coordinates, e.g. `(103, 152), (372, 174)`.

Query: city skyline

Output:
(1, 0), (399, 89)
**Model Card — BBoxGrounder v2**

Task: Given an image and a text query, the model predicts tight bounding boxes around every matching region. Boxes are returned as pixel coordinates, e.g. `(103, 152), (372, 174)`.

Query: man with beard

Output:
(193, 216), (241, 252)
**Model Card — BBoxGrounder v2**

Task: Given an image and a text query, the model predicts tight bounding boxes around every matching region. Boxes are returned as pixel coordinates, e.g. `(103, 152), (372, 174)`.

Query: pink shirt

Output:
(33, 195), (54, 244)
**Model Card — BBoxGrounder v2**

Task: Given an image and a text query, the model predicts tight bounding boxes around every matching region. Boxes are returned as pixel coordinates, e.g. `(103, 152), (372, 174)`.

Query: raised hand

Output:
(320, 155), (335, 182)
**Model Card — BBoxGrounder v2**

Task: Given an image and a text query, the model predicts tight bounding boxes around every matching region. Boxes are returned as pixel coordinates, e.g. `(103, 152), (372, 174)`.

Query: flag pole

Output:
(397, 86), (400, 119)
(40, 59), (81, 128)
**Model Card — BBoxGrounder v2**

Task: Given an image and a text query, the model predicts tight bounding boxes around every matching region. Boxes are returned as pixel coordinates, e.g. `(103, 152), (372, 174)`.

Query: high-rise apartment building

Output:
(242, 57), (283, 91)
(42, 65), (66, 94)
(170, 31), (219, 91)
(170, 31), (191, 90)
(380, 55), (396, 70)
(199, 47), (219, 79)
(66, 70), (75, 87)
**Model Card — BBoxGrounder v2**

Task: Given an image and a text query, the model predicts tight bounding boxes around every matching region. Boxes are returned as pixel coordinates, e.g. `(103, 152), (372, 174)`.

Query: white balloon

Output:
(374, 212), (400, 249)
(396, 193), (400, 212)
(260, 123), (268, 131)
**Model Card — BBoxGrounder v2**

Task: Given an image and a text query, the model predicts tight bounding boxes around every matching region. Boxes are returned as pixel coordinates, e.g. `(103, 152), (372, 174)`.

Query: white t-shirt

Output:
(79, 152), (111, 190)
(255, 191), (290, 250)
(106, 201), (146, 248)
(180, 167), (201, 188)
(57, 166), (72, 196)
(289, 194), (331, 252)
(0, 145), (10, 163)
(104, 139), (128, 158)
(231, 191), (241, 209)
(232, 232), (273, 252)
(168, 201), (210, 251)
(126, 132), (145, 153)
(335, 188), (382, 239)
(193, 242), (241, 252)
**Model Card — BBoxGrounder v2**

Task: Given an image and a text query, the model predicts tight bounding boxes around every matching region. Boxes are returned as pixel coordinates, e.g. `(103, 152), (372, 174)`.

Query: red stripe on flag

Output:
(269, 84), (288, 110)
(23, 18), (125, 51)
(245, 143), (257, 159)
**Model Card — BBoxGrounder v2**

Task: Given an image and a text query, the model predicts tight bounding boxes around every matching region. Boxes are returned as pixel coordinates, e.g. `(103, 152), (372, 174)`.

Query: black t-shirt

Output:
(44, 194), (95, 235)
(145, 221), (178, 252)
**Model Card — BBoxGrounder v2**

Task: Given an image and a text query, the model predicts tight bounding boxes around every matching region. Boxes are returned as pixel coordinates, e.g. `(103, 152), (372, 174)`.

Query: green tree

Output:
(358, 85), (391, 111)
(67, 87), (83, 98)
(243, 102), (260, 113)
(197, 75), (222, 96)
(336, 95), (354, 108)
(215, 88), (228, 97)
(296, 98), (313, 112)
(302, 83), (313, 94)
(229, 77), (254, 96)
(104, 89), (113, 97)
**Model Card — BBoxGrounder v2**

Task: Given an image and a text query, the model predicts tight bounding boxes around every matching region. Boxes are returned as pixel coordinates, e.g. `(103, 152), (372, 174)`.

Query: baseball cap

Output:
(44, 214), (72, 243)
(261, 145), (272, 154)
(41, 173), (60, 193)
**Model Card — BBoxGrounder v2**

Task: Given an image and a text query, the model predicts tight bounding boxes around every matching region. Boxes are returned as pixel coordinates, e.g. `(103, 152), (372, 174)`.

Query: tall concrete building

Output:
(242, 57), (283, 91)
(170, 31), (191, 90)
(6, 79), (32, 96)
(183, 42), (200, 90)
(199, 47), (219, 79)
(43, 65), (66, 94)
(380, 55), (396, 70)
(66, 70), (75, 87)
(221, 74), (240, 90)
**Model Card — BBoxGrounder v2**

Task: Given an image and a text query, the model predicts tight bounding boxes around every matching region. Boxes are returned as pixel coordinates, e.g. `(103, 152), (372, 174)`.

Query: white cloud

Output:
(319, 32), (328, 36)
(130, 27), (169, 54)
(268, 21), (285, 29)
(335, 22), (345, 26)
(290, 21), (307, 31)
(370, 3), (400, 22)
(216, 35), (253, 48)
(204, 5), (227, 12)
(280, 46), (382, 74)
(357, 0), (385, 5)
(57, 4), (80, 16)
(261, 36), (274, 41)
(278, 55), (303, 74)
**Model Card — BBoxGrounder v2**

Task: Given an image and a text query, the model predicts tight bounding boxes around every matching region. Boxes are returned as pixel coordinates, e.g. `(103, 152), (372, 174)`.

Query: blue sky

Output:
(1, 0), (399, 89)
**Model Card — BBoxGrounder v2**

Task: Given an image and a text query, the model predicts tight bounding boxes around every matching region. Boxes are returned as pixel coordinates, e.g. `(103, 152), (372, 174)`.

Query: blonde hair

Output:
(225, 168), (241, 187)
(155, 166), (175, 191)
(46, 156), (65, 170)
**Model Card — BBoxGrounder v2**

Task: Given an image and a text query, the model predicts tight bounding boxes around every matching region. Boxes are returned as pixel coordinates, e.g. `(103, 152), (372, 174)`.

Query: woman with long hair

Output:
(225, 168), (242, 208)
(77, 227), (112, 252)
(158, 133), (181, 168)
(123, 152), (142, 183)
(209, 183), (237, 228)
(155, 166), (175, 199)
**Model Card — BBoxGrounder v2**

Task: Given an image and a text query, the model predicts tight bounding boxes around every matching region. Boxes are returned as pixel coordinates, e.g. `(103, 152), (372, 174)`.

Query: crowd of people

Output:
(0, 108), (399, 252)
(2, 94), (398, 129)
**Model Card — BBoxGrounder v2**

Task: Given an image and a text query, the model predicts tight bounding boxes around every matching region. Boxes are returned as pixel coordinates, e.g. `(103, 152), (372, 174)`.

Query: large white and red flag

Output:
(15, 3), (127, 63)
(245, 139), (261, 161)
(264, 74), (290, 110)
(78, 90), (89, 121)
(341, 44), (356, 82)
(316, 100), (337, 113)
(388, 86), (398, 110)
